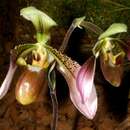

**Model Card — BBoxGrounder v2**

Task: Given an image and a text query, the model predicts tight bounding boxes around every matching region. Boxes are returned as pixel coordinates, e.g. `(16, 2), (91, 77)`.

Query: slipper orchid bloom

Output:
(80, 22), (127, 91)
(0, 6), (97, 120)
(74, 23), (127, 121)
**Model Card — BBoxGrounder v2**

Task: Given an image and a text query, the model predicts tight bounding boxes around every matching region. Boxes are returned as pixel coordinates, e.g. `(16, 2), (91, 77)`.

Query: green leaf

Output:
(99, 23), (127, 40)
(20, 6), (57, 42)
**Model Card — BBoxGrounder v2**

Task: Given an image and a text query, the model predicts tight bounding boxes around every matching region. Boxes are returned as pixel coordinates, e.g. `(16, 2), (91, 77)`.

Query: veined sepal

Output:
(81, 21), (103, 35)
(76, 56), (96, 104)
(99, 23), (127, 40)
(20, 6), (57, 43)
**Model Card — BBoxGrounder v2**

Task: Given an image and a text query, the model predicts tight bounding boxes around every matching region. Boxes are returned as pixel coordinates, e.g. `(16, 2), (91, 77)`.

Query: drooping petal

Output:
(57, 58), (97, 119)
(71, 83), (97, 119)
(45, 46), (97, 119)
(100, 54), (123, 87)
(0, 55), (17, 99)
(81, 21), (103, 35)
(76, 56), (96, 103)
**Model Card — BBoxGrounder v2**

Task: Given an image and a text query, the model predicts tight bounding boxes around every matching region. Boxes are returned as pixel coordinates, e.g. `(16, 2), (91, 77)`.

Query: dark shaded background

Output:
(0, 0), (130, 130)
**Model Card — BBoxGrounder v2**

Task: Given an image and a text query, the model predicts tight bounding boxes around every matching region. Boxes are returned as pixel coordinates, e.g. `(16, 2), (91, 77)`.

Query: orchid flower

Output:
(72, 22), (128, 123)
(0, 6), (97, 120)
(80, 22), (127, 89)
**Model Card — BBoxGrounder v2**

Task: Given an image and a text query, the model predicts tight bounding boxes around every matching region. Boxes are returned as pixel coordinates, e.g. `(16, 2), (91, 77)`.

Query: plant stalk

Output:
(50, 90), (58, 130)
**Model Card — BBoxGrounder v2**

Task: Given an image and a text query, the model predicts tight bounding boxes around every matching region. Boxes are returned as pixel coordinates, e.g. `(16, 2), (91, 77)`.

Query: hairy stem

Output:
(59, 23), (76, 53)
(59, 16), (85, 53)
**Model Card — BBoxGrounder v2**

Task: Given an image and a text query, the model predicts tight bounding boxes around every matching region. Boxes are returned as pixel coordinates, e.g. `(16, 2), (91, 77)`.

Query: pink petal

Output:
(0, 56), (17, 99)
(46, 47), (97, 119)
(76, 56), (96, 103)
(56, 57), (97, 119)
(100, 54), (123, 87)
(70, 81), (97, 119)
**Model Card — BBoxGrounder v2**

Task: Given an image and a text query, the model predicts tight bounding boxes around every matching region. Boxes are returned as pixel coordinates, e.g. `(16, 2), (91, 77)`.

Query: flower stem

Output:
(59, 16), (85, 53)
(48, 62), (58, 130)
(59, 23), (76, 53)
(47, 20), (79, 128)
(48, 16), (85, 129)
(50, 90), (58, 130)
